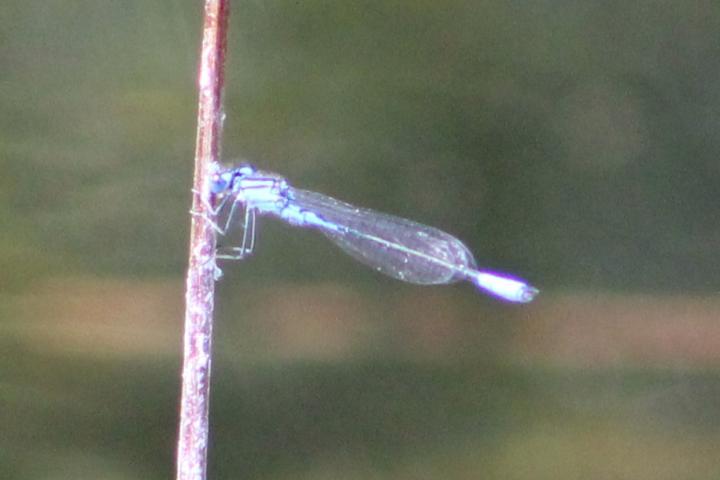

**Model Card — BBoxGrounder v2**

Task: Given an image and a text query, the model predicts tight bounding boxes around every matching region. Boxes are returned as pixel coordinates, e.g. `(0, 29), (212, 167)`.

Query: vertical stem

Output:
(177, 1), (230, 480)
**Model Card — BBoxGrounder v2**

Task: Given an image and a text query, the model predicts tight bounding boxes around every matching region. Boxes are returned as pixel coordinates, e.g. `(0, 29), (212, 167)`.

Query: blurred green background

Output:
(2, 1), (720, 479)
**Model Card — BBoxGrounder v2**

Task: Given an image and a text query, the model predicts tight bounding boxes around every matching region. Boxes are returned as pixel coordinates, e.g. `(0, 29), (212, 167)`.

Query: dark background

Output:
(2, 1), (720, 479)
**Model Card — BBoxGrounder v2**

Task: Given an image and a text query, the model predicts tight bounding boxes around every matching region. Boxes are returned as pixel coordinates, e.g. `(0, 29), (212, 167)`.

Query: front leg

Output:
(216, 208), (256, 260)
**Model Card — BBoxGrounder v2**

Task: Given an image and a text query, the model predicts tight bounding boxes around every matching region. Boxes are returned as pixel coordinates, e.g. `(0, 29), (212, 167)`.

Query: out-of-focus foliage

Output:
(2, 1), (720, 479)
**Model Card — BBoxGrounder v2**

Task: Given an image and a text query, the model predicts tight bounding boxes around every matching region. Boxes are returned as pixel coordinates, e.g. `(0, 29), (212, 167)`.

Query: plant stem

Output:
(177, 1), (230, 479)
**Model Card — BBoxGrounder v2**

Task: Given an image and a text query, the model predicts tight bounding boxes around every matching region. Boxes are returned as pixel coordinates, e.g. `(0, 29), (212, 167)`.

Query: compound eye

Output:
(210, 172), (232, 194)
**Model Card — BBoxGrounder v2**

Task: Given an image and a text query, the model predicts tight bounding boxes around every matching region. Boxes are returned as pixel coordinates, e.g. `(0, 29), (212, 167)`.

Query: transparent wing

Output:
(288, 188), (477, 285)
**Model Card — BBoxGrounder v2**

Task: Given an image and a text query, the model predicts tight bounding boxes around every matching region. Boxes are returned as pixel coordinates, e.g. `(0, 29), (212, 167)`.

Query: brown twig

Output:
(177, 1), (230, 479)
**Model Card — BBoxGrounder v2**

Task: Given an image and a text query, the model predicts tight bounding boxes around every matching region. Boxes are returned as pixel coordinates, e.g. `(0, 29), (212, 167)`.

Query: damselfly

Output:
(203, 163), (539, 303)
